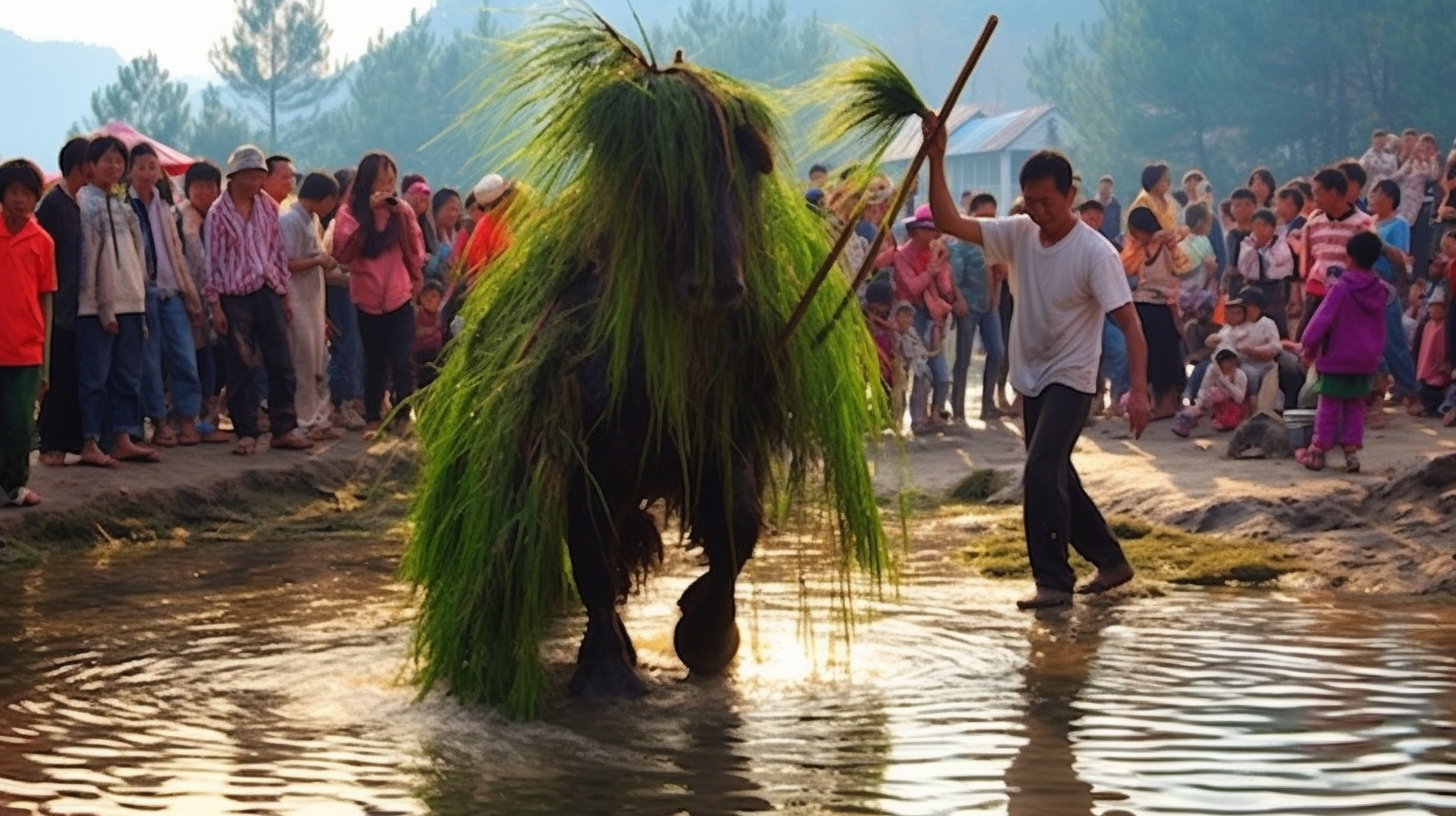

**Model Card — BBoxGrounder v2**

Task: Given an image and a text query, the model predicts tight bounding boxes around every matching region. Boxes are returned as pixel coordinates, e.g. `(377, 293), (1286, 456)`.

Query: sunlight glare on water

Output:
(1, 537), (1454, 815)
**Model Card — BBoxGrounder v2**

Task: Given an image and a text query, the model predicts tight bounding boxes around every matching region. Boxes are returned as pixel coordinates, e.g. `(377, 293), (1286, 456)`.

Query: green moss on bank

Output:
(954, 510), (1303, 587)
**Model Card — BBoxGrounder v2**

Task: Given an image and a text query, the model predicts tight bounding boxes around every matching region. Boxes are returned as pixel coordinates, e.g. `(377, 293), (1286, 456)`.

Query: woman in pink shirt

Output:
(892, 204), (961, 427)
(331, 152), (425, 431)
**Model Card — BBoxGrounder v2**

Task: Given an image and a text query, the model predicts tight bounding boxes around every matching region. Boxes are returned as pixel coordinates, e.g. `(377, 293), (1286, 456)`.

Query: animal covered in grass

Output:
(401, 11), (891, 719)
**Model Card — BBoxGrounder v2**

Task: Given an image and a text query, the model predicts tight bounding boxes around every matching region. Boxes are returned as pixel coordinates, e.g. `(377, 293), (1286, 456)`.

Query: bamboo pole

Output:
(772, 187), (872, 356)
(809, 15), (1000, 348)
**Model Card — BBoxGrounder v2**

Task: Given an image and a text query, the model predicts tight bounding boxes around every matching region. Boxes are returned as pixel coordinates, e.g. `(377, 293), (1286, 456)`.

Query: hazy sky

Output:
(0, 0), (435, 79)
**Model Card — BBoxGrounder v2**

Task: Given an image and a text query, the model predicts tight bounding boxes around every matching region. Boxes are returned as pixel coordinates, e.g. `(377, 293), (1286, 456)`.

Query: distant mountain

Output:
(0, 29), (123, 169)
(425, 0), (1101, 111)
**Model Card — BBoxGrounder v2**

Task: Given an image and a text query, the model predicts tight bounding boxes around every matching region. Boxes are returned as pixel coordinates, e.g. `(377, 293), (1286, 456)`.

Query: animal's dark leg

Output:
(675, 460), (762, 676)
(566, 481), (648, 698)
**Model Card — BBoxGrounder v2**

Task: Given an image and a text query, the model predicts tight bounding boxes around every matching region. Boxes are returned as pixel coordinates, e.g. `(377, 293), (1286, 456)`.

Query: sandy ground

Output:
(872, 405), (1456, 594)
(3, 404), (1454, 593)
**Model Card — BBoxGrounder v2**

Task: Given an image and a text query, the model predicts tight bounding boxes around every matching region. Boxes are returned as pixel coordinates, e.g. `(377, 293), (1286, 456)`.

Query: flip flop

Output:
(2, 487), (41, 508)
(233, 438), (258, 456)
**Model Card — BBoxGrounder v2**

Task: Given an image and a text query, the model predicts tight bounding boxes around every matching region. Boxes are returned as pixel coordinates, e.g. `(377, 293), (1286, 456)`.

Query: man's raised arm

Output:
(922, 113), (985, 246)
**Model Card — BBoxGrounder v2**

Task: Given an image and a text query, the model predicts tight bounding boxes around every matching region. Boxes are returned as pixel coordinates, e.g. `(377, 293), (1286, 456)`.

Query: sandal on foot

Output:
(1344, 450), (1361, 474)
(150, 426), (179, 448)
(269, 434), (314, 451)
(39, 452), (68, 467)
(1294, 446), (1326, 471)
(200, 429), (232, 444)
(177, 424), (202, 446)
(233, 437), (259, 456)
(2, 487), (41, 508)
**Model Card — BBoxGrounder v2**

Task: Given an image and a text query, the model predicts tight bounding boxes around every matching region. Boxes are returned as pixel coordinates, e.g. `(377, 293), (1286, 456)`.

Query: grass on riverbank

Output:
(0, 452), (416, 569)
(881, 468), (1305, 587)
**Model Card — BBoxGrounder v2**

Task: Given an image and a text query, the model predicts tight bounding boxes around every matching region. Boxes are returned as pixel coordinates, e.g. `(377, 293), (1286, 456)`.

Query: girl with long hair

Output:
(330, 152), (425, 433)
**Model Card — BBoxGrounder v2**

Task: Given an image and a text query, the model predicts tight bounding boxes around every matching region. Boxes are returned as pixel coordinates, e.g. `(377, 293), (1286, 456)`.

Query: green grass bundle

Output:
(400, 6), (891, 719)
(802, 43), (929, 168)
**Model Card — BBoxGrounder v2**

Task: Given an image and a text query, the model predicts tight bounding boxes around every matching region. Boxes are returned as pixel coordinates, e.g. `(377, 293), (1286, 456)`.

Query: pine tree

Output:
(82, 53), (192, 146)
(187, 86), (264, 165)
(653, 0), (835, 87)
(209, 0), (341, 146)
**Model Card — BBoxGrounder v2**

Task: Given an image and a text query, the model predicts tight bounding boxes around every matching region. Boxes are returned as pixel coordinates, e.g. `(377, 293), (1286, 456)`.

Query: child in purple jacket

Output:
(1297, 231), (1389, 473)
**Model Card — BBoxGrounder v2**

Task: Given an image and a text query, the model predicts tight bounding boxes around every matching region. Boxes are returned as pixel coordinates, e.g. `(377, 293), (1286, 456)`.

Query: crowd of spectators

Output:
(1, 137), (518, 507)
(846, 127), (1456, 468)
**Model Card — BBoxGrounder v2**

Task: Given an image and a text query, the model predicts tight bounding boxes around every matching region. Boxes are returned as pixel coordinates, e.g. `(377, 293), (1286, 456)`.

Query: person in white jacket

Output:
(1173, 348), (1250, 436)
(1237, 209), (1295, 339)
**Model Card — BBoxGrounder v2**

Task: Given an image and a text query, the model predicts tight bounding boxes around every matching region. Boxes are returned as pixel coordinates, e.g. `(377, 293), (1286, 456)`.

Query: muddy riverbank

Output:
(3, 409), (1454, 593)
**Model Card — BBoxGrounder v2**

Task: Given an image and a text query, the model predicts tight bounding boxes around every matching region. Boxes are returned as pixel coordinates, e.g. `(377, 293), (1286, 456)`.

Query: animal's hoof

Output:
(674, 606), (740, 676)
(568, 656), (650, 699)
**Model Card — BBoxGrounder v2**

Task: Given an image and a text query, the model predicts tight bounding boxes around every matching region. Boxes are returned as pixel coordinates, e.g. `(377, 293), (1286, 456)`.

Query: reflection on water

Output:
(1, 536), (1454, 815)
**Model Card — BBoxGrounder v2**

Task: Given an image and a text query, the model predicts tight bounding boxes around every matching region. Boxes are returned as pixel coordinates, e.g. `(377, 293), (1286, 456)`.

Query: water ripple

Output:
(0, 541), (1453, 815)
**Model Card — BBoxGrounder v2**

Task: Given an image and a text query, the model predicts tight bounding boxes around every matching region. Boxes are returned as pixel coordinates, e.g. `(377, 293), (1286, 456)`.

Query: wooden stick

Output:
(812, 15), (1000, 347)
(772, 197), (871, 356)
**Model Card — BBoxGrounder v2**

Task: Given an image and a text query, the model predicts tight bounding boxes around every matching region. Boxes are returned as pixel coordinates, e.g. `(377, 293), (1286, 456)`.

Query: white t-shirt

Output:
(979, 216), (1132, 397)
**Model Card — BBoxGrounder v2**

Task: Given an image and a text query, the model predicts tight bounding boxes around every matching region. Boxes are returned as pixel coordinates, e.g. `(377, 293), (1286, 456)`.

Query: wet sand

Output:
(875, 406), (1456, 594)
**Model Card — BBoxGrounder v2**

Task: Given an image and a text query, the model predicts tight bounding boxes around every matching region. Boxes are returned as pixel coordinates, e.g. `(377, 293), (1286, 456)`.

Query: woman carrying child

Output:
(1122, 206), (1192, 419)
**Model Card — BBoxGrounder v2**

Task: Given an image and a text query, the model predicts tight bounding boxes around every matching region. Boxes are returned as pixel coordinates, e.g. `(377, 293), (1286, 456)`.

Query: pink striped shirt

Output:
(202, 191), (291, 303)
(1301, 206), (1374, 297)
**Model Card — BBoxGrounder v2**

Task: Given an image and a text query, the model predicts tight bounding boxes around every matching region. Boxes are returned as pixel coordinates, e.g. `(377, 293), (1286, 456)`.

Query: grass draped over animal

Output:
(400, 9), (893, 719)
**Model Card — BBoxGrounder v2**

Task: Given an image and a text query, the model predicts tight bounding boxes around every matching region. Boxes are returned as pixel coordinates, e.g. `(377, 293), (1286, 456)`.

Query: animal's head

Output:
(657, 67), (775, 315)
(500, 16), (784, 317)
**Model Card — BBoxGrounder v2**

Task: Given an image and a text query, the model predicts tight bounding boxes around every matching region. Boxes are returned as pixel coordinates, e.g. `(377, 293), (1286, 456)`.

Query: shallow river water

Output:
(1, 535), (1454, 816)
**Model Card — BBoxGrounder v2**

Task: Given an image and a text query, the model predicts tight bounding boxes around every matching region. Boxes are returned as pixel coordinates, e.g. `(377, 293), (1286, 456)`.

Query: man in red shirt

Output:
(461, 173), (516, 277)
(0, 159), (57, 507)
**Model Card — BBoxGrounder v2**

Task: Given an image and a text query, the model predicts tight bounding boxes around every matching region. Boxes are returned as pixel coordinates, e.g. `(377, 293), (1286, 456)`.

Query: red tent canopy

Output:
(89, 121), (196, 176)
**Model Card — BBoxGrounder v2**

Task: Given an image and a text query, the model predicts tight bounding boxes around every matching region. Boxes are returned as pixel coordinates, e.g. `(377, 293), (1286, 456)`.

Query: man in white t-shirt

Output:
(922, 116), (1151, 609)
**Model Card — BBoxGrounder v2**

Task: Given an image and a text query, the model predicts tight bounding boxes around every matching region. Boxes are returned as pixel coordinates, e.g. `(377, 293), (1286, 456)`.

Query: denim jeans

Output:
(197, 341), (222, 400)
(141, 285), (203, 420)
(326, 284), (363, 405)
(1100, 315), (1129, 401)
(358, 303), (416, 423)
(1187, 359), (1210, 403)
(912, 307), (950, 418)
(1381, 297), (1420, 398)
(951, 308), (1005, 418)
(76, 314), (145, 441)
